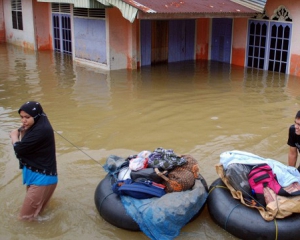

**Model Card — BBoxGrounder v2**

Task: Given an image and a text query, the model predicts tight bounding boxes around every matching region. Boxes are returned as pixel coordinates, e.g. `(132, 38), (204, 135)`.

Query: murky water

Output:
(1, 43), (300, 239)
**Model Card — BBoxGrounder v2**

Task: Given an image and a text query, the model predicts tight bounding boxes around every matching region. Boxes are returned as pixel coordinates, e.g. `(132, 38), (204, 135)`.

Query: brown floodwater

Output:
(1, 43), (300, 240)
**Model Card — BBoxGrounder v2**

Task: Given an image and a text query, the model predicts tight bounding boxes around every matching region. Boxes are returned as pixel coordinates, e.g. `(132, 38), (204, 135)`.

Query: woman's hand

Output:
(10, 129), (20, 144)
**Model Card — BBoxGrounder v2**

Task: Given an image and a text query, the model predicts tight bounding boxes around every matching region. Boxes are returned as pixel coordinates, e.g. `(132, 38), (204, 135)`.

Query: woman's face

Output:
(19, 110), (34, 130)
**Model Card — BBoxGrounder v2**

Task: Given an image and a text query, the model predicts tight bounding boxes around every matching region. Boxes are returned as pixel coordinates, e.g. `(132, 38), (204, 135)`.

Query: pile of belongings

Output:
(103, 147), (208, 240)
(104, 147), (202, 197)
(216, 150), (300, 221)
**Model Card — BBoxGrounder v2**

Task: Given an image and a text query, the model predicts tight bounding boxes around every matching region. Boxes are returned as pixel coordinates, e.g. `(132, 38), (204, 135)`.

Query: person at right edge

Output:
(10, 101), (58, 221)
(288, 110), (300, 172)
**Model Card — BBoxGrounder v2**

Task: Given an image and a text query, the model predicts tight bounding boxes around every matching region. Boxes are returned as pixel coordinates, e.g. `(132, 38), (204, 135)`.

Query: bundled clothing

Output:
(147, 147), (187, 170)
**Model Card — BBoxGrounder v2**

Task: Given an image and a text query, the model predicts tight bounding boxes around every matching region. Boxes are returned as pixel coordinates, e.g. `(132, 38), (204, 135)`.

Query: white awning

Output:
(97, 0), (138, 22)
(230, 0), (267, 12)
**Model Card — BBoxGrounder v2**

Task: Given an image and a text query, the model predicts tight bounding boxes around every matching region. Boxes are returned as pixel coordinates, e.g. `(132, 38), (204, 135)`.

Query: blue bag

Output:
(112, 179), (166, 199)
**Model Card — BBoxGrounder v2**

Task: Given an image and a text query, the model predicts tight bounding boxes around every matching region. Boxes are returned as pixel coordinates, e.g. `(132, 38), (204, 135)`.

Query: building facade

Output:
(0, 0), (299, 77)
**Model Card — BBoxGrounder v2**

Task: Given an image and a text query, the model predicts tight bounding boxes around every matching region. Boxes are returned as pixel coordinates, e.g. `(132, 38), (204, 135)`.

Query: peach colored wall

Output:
(135, 20), (140, 69)
(265, 0), (300, 77)
(290, 54), (300, 77)
(231, 18), (248, 67)
(287, 1), (300, 77)
(195, 18), (209, 60)
(0, 0), (5, 43)
(107, 8), (138, 70)
(126, 19), (139, 69)
(33, 0), (52, 50)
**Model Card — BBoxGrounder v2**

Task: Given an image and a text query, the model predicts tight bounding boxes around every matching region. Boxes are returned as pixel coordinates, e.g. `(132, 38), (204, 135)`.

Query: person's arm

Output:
(10, 129), (20, 145)
(10, 128), (26, 145)
(288, 146), (298, 167)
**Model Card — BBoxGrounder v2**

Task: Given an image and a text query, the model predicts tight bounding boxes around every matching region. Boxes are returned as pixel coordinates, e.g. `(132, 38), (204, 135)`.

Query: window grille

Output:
(247, 21), (268, 69)
(52, 14), (72, 54)
(268, 23), (291, 73)
(52, 3), (71, 13)
(73, 8), (105, 19)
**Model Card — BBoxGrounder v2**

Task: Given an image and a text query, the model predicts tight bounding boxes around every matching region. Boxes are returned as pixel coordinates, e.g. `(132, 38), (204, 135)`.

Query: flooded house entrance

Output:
(140, 19), (196, 66)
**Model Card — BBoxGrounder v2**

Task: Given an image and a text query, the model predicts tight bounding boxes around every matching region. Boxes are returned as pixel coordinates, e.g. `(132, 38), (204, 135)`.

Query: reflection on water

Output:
(1, 43), (300, 239)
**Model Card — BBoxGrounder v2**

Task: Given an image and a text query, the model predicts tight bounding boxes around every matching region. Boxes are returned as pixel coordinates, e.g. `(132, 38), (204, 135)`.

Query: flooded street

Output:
(1, 43), (300, 240)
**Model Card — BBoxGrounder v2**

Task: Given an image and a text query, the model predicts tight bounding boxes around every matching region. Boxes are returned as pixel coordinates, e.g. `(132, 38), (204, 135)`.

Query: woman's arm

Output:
(10, 128), (26, 144)
(10, 129), (20, 145)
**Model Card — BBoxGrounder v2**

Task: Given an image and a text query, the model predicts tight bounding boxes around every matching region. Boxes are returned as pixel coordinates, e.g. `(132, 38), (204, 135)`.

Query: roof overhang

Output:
(98, 0), (266, 23)
(38, 0), (267, 23)
(137, 11), (259, 21)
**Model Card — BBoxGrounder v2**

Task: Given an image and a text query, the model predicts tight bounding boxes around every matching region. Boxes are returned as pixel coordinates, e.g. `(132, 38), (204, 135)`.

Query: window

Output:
(11, 0), (23, 30)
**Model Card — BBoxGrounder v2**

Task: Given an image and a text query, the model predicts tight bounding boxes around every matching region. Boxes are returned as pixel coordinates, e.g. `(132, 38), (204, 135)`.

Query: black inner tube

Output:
(207, 178), (300, 240)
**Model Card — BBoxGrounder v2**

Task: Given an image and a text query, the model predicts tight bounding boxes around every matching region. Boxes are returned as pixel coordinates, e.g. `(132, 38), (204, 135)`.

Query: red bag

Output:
(248, 163), (289, 206)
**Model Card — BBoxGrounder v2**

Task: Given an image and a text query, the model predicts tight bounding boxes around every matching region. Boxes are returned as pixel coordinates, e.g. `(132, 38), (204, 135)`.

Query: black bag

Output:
(130, 168), (168, 183)
(225, 163), (253, 198)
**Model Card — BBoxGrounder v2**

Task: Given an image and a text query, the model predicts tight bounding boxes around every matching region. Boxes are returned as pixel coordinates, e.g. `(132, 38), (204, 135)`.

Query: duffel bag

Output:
(130, 168), (168, 183)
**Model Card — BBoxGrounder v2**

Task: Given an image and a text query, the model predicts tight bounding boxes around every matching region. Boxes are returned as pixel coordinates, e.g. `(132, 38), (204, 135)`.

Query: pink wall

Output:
(33, 0), (52, 50)
(290, 55), (300, 77)
(0, 0), (5, 43)
(127, 19), (139, 69)
(195, 18), (209, 60)
(107, 8), (139, 70)
(231, 18), (248, 67)
(195, 17), (248, 66)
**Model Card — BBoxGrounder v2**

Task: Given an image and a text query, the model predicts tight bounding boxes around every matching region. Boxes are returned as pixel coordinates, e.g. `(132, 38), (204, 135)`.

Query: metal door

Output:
(211, 18), (232, 63)
(168, 19), (195, 62)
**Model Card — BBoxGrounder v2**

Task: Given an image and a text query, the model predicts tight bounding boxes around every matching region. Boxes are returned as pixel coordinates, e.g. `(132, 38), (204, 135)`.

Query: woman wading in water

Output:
(10, 101), (58, 221)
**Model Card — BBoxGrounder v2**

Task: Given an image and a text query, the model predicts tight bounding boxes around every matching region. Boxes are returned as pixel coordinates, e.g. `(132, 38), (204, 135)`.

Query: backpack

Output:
(248, 163), (289, 206)
(112, 178), (166, 199)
